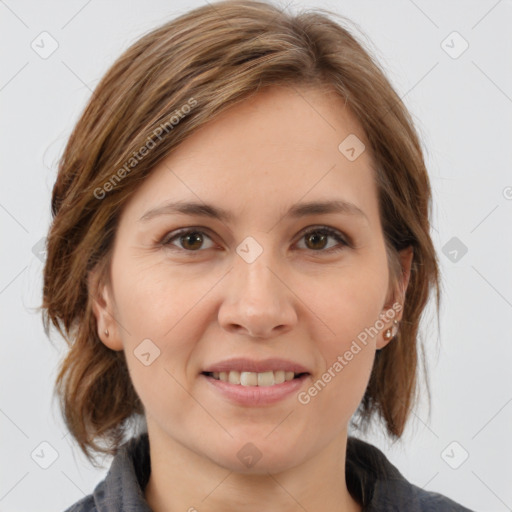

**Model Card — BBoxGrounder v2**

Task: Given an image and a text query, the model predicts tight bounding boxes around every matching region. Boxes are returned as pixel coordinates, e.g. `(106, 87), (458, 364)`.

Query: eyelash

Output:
(159, 226), (351, 255)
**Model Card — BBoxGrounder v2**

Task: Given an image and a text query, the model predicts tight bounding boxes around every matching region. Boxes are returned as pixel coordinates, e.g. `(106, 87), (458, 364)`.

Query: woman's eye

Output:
(162, 229), (215, 252)
(295, 227), (349, 253)
(160, 226), (349, 254)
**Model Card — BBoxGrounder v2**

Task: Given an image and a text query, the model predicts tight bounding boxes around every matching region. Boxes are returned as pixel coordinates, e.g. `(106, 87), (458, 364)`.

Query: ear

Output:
(88, 266), (123, 351)
(377, 245), (414, 349)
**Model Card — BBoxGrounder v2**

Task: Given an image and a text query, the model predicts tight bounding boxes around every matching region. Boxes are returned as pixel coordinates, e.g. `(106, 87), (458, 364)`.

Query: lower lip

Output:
(201, 373), (310, 406)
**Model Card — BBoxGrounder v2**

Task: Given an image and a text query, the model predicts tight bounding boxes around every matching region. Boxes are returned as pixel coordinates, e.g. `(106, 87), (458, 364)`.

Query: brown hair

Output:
(41, 0), (440, 465)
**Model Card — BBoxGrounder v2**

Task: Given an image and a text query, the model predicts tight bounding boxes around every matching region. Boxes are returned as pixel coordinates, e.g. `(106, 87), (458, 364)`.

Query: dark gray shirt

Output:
(63, 433), (474, 511)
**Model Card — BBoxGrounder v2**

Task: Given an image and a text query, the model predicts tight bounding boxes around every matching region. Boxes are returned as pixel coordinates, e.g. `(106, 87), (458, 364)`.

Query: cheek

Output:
(299, 284), (382, 432)
(316, 259), (389, 353)
(110, 259), (211, 399)
(299, 259), (388, 419)
(112, 255), (217, 341)
(112, 264), (208, 427)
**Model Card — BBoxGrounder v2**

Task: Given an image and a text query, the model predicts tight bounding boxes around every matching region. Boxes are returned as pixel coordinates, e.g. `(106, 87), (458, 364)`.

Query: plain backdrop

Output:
(1, 1), (511, 511)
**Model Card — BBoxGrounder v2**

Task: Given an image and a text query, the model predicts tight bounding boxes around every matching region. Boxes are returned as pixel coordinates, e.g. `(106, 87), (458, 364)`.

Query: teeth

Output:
(274, 370), (285, 384)
(228, 370), (240, 384)
(211, 370), (300, 386)
(257, 371), (274, 386)
(240, 372), (258, 386)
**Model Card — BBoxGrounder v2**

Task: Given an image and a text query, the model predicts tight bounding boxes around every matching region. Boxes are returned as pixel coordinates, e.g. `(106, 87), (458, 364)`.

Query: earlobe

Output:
(88, 269), (123, 351)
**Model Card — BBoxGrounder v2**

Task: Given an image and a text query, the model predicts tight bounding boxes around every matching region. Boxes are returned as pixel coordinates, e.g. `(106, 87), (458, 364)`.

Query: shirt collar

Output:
(90, 432), (422, 511)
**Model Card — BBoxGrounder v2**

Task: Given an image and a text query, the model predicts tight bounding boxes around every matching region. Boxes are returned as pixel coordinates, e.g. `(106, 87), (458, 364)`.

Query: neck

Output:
(144, 426), (362, 512)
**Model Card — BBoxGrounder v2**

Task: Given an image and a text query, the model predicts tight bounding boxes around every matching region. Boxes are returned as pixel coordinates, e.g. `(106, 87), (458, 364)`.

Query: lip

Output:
(201, 372), (311, 406)
(201, 358), (312, 406)
(201, 357), (310, 374)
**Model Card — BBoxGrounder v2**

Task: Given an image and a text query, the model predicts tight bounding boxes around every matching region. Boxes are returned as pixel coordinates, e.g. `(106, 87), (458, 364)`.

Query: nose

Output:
(217, 248), (298, 339)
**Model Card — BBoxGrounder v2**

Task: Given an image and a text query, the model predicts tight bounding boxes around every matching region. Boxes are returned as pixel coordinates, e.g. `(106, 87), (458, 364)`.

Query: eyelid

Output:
(159, 225), (351, 253)
(159, 227), (217, 250)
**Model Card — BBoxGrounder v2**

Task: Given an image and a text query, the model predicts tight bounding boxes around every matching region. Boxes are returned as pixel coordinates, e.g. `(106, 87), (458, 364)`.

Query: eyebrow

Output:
(138, 199), (368, 223)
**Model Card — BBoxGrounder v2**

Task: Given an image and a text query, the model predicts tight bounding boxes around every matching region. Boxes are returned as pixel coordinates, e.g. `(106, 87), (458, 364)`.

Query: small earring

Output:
(383, 320), (399, 341)
(104, 329), (109, 336)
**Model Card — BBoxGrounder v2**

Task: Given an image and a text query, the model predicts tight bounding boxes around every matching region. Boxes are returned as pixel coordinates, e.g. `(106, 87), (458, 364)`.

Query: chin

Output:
(205, 436), (305, 475)
(217, 452), (300, 475)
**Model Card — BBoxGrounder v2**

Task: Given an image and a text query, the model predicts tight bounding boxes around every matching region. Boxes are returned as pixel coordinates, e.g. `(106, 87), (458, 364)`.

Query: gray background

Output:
(1, 0), (511, 510)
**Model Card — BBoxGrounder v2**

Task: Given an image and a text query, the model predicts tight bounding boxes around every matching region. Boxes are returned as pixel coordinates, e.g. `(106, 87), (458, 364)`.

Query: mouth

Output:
(200, 357), (311, 405)
(201, 370), (310, 387)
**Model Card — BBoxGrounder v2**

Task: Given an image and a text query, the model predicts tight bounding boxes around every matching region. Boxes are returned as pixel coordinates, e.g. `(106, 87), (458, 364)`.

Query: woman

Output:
(41, 1), (474, 510)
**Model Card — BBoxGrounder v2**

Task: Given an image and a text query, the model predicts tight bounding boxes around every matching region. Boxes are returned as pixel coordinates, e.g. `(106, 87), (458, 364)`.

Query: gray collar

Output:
(66, 432), (473, 511)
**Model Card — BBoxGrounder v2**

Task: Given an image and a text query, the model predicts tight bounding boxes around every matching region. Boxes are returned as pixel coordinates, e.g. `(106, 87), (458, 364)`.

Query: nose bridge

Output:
(233, 234), (281, 302)
(218, 233), (296, 337)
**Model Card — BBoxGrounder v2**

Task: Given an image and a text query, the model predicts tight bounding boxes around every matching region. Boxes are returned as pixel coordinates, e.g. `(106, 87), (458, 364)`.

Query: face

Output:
(91, 85), (412, 474)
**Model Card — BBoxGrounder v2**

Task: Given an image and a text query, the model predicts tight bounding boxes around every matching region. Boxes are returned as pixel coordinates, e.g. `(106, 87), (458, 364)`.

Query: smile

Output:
(202, 370), (308, 386)
(201, 371), (311, 406)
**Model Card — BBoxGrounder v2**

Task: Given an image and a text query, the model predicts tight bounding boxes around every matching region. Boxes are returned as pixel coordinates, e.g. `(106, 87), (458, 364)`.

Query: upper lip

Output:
(202, 357), (311, 374)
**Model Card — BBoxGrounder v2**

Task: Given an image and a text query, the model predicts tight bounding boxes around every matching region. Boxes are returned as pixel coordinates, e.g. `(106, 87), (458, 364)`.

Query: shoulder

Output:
(60, 432), (151, 512)
(346, 437), (474, 512)
(415, 486), (474, 512)
(370, 480), (475, 511)
(61, 494), (97, 512)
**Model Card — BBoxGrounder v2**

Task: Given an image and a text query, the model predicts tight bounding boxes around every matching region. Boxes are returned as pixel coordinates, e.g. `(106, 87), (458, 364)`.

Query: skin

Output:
(90, 84), (413, 512)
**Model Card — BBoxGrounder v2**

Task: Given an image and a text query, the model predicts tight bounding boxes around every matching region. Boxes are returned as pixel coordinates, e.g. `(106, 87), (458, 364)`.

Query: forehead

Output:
(120, 85), (379, 228)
